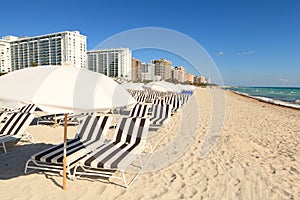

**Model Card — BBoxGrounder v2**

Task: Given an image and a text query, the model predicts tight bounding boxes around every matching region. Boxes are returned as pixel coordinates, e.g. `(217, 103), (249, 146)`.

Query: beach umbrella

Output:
(121, 82), (145, 91)
(144, 81), (181, 93)
(143, 82), (169, 92)
(0, 66), (136, 190)
(176, 84), (195, 92)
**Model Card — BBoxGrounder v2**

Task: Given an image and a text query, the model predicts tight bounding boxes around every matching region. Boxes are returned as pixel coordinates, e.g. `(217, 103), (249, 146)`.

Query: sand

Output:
(0, 88), (299, 200)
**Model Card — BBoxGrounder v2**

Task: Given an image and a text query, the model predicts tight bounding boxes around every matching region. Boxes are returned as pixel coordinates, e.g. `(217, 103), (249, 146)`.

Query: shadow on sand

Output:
(0, 141), (53, 180)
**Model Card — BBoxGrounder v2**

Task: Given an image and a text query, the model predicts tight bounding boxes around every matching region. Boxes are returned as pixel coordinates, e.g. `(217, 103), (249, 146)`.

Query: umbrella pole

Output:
(63, 113), (68, 190)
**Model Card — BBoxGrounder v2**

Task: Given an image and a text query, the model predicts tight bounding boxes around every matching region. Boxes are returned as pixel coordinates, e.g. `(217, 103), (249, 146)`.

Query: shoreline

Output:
(226, 89), (300, 111)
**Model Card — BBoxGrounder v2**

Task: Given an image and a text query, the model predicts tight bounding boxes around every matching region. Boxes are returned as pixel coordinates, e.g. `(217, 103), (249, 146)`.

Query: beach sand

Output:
(0, 88), (299, 199)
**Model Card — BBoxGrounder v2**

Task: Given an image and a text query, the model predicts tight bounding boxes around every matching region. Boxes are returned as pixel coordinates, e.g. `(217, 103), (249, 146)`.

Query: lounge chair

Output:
(73, 117), (153, 188)
(19, 104), (37, 113)
(25, 114), (112, 177)
(37, 113), (65, 126)
(37, 112), (91, 126)
(179, 94), (190, 106)
(58, 113), (92, 126)
(0, 112), (35, 155)
(135, 94), (146, 103)
(145, 93), (159, 103)
(0, 104), (37, 123)
(1, 103), (36, 113)
(153, 98), (167, 106)
(164, 95), (181, 112)
(127, 103), (150, 118)
(150, 104), (172, 127)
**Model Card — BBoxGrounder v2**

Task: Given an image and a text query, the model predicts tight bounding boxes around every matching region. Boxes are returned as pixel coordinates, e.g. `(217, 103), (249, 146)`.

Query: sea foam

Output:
(232, 91), (300, 109)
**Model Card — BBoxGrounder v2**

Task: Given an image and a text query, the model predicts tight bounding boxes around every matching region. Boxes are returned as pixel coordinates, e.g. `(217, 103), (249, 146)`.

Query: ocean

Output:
(226, 87), (300, 109)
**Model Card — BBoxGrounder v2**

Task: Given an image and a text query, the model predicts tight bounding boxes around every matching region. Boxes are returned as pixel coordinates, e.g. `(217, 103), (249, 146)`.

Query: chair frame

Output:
(73, 117), (153, 188)
(24, 114), (112, 178)
(0, 112), (35, 155)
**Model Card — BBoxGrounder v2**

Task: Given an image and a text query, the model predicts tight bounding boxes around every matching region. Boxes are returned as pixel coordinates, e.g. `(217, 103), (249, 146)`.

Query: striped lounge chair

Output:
(25, 114), (112, 177)
(150, 104), (172, 127)
(37, 112), (91, 126)
(19, 104), (37, 113)
(135, 94), (147, 103)
(0, 104), (37, 123)
(127, 103), (150, 118)
(179, 94), (191, 106)
(73, 117), (153, 188)
(37, 113), (65, 126)
(164, 95), (181, 112)
(0, 112), (35, 155)
(152, 98), (167, 106)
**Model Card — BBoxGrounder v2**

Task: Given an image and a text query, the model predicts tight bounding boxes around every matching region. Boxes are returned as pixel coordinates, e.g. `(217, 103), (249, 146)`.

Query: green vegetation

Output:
(31, 61), (38, 67)
(194, 83), (218, 87)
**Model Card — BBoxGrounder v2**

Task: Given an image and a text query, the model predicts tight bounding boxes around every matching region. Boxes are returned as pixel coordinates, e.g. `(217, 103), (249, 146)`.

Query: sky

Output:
(1, 0), (299, 86)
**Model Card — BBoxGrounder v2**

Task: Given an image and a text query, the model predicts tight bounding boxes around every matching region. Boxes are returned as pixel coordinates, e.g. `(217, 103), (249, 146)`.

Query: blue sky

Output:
(1, 0), (299, 86)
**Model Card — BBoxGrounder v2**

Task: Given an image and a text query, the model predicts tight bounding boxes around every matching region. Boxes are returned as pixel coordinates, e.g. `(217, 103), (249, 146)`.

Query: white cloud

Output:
(237, 50), (254, 56)
(279, 78), (289, 83)
(218, 51), (224, 56)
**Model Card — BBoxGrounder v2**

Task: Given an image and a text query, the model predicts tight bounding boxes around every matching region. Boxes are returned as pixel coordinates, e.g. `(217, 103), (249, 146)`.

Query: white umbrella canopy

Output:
(0, 66), (136, 190)
(144, 81), (181, 93)
(121, 82), (145, 91)
(0, 66), (137, 113)
(143, 82), (169, 92)
(176, 84), (196, 92)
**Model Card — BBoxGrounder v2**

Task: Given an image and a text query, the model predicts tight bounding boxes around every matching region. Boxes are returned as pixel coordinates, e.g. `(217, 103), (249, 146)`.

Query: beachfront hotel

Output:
(141, 62), (161, 81)
(0, 39), (11, 73)
(0, 30), (201, 83)
(185, 73), (195, 84)
(151, 59), (172, 81)
(194, 75), (207, 84)
(2, 31), (87, 71)
(87, 48), (132, 80)
(131, 58), (142, 81)
(172, 66), (186, 83)
(137, 62), (188, 83)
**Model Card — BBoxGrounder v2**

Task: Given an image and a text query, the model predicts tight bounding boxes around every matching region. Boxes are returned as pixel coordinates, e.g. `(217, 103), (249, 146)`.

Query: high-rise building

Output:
(131, 58), (141, 81)
(171, 68), (178, 82)
(151, 59), (172, 80)
(194, 75), (207, 84)
(185, 73), (195, 84)
(4, 31), (86, 71)
(0, 39), (11, 73)
(173, 66), (186, 83)
(141, 62), (160, 81)
(87, 48), (132, 80)
(174, 66), (185, 83)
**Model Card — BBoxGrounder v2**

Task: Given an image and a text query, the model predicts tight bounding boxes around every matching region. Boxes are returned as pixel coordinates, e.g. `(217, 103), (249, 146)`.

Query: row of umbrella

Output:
(121, 81), (196, 93)
(0, 66), (137, 190)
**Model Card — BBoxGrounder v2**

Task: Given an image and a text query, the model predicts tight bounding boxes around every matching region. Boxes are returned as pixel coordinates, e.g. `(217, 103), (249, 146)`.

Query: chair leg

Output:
(24, 159), (32, 174)
(1, 142), (7, 155)
(123, 148), (154, 188)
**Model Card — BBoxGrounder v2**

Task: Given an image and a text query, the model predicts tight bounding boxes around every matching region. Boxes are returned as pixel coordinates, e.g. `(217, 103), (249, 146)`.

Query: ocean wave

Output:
(232, 91), (250, 97)
(252, 96), (300, 109)
(230, 90), (300, 109)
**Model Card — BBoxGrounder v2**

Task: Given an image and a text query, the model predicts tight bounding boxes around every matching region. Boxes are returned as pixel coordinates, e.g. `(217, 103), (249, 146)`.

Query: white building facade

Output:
(4, 31), (86, 71)
(0, 39), (11, 73)
(152, 59), (172, 81)
(87, 48), (132, 80)
(141, 63), (161, 81)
